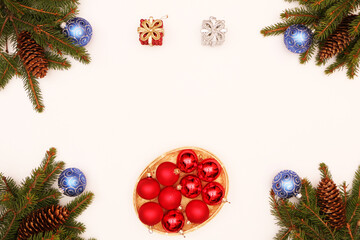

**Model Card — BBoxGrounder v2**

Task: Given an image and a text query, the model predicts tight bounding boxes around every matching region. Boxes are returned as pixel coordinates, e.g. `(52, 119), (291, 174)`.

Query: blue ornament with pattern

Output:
(58, 168), (87, 197)
(284, 24), (312, 54)
(272, 170), (302, 199)
(62, 17), (92, 47)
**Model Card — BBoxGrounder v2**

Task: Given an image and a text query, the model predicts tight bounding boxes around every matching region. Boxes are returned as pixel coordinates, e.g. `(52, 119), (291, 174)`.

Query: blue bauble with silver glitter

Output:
(62, 17), (92, 47)
(58, 168), (87, 197)
(284, 24), (312, 54)
(272, 170), (302, 199)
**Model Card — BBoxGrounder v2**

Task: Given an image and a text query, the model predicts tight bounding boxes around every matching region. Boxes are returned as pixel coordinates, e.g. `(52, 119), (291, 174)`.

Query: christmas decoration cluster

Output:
(261, 0), (360, 79)
(134, 147), (229, 235)
(270, 163), (360, 239)
(0, 148), (94, 240)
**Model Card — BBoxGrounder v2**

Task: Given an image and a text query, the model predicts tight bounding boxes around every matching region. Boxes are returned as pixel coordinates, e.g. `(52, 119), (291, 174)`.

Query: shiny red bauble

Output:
(136, 177), (160, 200)
(185, 200), (209, 224)
(179, 175), (202, 198)
(138, 202), (163, 226)
(162, 210), (185, 232)
(197, 158), (222, 182)
(158, 186), (182, 210)
(177, 149), (198, 173)
(202, 182), (225, 205)
(156, 162), (179, 186)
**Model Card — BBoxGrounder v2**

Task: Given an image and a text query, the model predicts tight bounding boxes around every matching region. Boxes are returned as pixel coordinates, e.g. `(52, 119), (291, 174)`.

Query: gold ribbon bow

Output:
(137, 17), (164, 46)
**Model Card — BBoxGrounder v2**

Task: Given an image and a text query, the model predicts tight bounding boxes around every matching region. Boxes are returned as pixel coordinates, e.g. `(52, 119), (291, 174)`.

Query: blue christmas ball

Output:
(62, 17), (92, 47)
(272, 170), (301, 199)
(58, 168), (87, 197)
(284, 24), (312, 54)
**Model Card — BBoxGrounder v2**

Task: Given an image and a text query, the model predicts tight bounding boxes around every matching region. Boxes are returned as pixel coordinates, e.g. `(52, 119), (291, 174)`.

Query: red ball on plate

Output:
(162, 209), (185, 232)
(185, 200), (209, 224)
(177, 149), (198, 173)
(179, 175), (202, 198)
(138, 202), (163, 226)
(156, 162), (179, 186)
(202, 182), (225, 205)
(158, 186), (182, 210)
(197, 158), (222, 182)
(136, 177), (160, 200)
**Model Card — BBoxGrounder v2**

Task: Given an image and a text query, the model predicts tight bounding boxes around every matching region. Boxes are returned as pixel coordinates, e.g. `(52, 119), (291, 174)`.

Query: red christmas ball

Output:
(136, 177), (160, 200)
(162, 210), (185, 233)
(185, 200), (209, 224)
(158, 186), (182, 210)
(156, 162), (179, 186)
(179, 175), (202, 198)
(197, 158), (222, 182)
(177, 149), (198, 173)
(202, 182), (225, 205)
(138, 202), (163, 226)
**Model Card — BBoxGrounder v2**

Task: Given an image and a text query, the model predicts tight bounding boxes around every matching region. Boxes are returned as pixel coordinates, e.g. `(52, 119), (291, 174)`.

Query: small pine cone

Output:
(17, 205), (70, 240)
(317, 177), (346, 230)
(318, 15), (357, 61)
(17, 31), (48, 78)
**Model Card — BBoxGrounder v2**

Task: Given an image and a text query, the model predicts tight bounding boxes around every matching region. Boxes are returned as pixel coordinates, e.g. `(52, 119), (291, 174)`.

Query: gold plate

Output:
(133, 146), (229, 236)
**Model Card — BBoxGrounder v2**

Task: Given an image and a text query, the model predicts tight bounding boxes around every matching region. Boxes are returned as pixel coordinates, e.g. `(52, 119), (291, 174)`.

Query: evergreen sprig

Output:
(0, 148), (95, 240)
(0, 0), (90, 112)
(261, 0), (360, 79)
(270, 163), (360, 240)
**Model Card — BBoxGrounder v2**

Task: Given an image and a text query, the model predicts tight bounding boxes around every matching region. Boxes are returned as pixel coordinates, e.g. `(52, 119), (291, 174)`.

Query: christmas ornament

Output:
(284, 24), (312, 54)
(177, 149), (198, 173)
(185, 200), (209, 224)
(138, 202), (164, 226)
(272, 170), (301, 199)
(201, 16), (227, 46)
(137, 16), (166, 46)
(137, 177), (160, 200)
(317, 176), (346, 229)
(17, 31), (48, 78)
(270, 163), (360, 238)
(134, 147), (229, 235)
(162, 210), (185, 233)
(261, 1), (360, 79)
(202, 182), (225, 205)
(0, 148), (94, 240)
(62, 17), (93, 47)
(18, 205), (69, 240)
(178, 175), (202, 198)
(156, 162), (179, 186)
(158, 186), (182, 210)
(197, 158), (222, 182)
(318, 15), (356, 62)
(58, 168), (87, 197)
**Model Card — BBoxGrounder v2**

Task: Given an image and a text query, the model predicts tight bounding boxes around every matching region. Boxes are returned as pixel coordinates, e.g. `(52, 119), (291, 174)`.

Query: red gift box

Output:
(138, 18), (164, 46)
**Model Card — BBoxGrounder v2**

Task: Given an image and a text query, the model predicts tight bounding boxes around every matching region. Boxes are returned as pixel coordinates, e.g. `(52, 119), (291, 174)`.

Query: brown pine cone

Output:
(317, 177), (346, 230)
(17, 31), (48, 78)
(17, 205), (70, 240)
(318, 15), (357, 61)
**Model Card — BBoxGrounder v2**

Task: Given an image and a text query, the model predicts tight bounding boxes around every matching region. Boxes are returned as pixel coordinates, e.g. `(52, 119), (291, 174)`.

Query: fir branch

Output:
(302, 203), (335, 239)
(300, 42), (318, 64)
(347, 223), (355, 240)
(21, 67), (44, 112)
(17, 3), (59, 16)
(261, 23), (291, 36)
(1, 210), (16, 240)
(0, 16), (9, 38)
(319, 163), (332, 179)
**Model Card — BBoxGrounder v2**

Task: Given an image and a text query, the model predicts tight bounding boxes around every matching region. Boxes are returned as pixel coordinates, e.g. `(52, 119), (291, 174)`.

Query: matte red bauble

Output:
(156, 162), (179, 186)
(136, 177), (160, 200)
(179, 175), (202, 198)
(162, 210), (185, 232)
(185, 200), (209, 224)
(202, 182), (225, 205)
(177, 149), (198, 173)
(197, 158), (222, 182)
(158, 186), (182, 210)
(138, 202), (163, 226)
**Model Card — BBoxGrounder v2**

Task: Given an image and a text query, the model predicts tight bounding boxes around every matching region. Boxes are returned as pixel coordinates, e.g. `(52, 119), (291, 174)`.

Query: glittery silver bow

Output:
(201, 16), (227, 46)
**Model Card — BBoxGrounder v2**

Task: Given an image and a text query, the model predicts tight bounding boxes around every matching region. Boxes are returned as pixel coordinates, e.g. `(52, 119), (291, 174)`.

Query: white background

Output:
(1, 0), (360, 239)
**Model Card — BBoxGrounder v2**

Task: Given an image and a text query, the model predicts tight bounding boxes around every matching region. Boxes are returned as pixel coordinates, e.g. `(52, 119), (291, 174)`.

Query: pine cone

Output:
(17, 205), (70, 240)
(317, 177), (346, 230)
(318, 15), (357, 61)
(17, 31), (48, 78)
